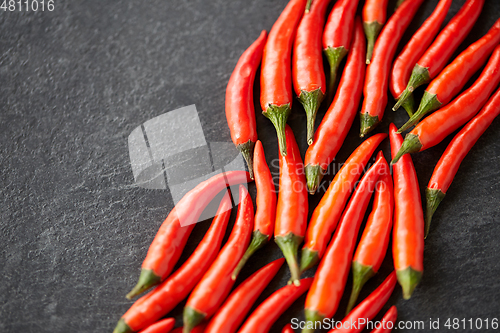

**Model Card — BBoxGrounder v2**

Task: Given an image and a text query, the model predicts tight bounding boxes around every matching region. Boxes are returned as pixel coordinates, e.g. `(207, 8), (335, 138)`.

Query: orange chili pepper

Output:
(138, 318), (175, 333)
(362, 0), (388, 63)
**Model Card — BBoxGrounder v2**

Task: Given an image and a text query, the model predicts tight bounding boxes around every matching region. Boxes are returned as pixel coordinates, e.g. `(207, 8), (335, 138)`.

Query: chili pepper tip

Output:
(113, 319), (133, 333)
(262, 104), (291, 157)
(302, 309), (325, 333)
(126, 269), (161, 299)
(232, 230), (269, 280)
(298, 89), (325, 146)
(390, 134), (422, 165)
(182, 306), (206, 333)
(237, 140), (256, 180)
(324, 46), (348, 104)
(396, 267), (422, 300)
(346, 262), (376, 315)
(275, 233), (303, 287)
(425, 188), (446, 239)
(299, 247), (319, 273)
(359, 113), (380, 137)
(304, 164), (323, 195)
(363, 21), (383, 65)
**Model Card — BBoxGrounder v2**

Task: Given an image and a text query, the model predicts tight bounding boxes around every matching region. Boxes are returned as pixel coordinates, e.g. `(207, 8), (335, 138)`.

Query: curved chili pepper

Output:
(183, 185), (254, 333)
(283, 324), (295, 333)
(304, 19), (366, 194)
(304, 154), (388, 333)
(275, 125), (308, 286)
(426, 88), (500, 238)
(226, 31), (268, 179)
(261, 0), (307, 156)
(390, 0), (452, 116)
(322, 0), (359, 103)
(126, 171), (250, 299)
(232, 140), (277, 279)
(301, 133), (387, 272)
(138, 318), (175, 333)
(114, 194), (233, 333)
(327, 272), (397, 333)
(238, 277), (314, 333)
(362, 0), (388, 64)
(389, 124), (424, 300)
(346, 160), (393, 315)
(292, 0), (330, 144)
(359, 0), (424, 137)
(205, 258), (284, 333)
(369, 306), (398, 333)
(392, 45), (500, 164)
(399, 18), (500, 132)
(393, 0), (484, 112)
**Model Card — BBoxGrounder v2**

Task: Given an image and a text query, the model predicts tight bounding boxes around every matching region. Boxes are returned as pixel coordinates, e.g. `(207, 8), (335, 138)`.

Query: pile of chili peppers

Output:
(113, 1), (500, 332)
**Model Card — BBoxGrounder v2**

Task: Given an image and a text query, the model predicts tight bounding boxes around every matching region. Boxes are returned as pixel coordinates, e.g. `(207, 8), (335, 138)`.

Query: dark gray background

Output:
(1, 1), (499, 332)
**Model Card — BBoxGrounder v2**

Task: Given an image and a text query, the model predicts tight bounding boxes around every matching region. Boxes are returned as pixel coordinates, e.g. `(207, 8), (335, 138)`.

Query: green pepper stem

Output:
(393, 64), (430, 112)
(359, 113), (380, 137)
(346, 262), (375, 315)
(126, 269), (161, 300)
(390, 134), (422, 165)
(396, 266), (423, 300)
(363, 21), (383, 64)
(425, 188), (446, 238)
(182, 306), (206, 333)
(275, 233), (303, 286)
(398, 91), (442, 133)
(237, 140), (256, 180)
(298, 89), (325, 145)
(232, 230), (269, 280)
(263, 104), (291, 156)
(305, 164), (324, 195)
(324, 46), (348, 104)
(300, 246), (319, 273)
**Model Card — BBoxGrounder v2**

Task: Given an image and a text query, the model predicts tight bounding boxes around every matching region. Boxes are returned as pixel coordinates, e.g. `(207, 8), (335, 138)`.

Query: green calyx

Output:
(263, 104), (291, 156)
(359, 113), (380, 137)
(126, 269), (161, 299)
(393, 64), (430, 112)
(305, 0), (312, 13)
(275, 232), (304, 286)
(113, 319), (134, 333)
(390, 134), (422, 165)
(183, 306), (206, 333)
(300, 247), (319, 273)
(394, 93), (415, 117)
(425, 188), (446, 239)
(346, 262), (375, 315)
(324, 46), (348, 103)
(298, 89), (325, 145)
(302, 309), (326, 333)
(237, 140), (256, 180)
(396, 266), (423, 300)
(363, 21), (383, 64)
(305, 164), (324, 195)
(399, 92), (442, 133)
(232, 230), (269, 280)
(396, 0), (407, 8)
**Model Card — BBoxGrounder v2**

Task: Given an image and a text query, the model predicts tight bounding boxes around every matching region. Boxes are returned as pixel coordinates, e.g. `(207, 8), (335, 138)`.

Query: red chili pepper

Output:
(390, 0), (452, 116)
(389, 124), (424, 300)
(232, 140), (277, 279)
(393, 0), (485, 112)
(327, 272), (397, 333)
(369, 306), (398, 333)
(301, 133), (387, 272)
(205, 258), (284, 333)
(114, 194), (233, 333)
(362, 0), (388, 64)
(346, 159), (393, 314)
(359, 0), (424, 136)
(170, 324), (206, 333)
(304, 154), (388, 332)
(238, 278), (314, 333)
(126, 171), (250, 299)
(225, 31), (268, 179)
(322, 0), (359, 102)
(292, 0), (330, 144)
(426, 87), (500, 238)
(183, 185), (254, 333)
(282, 324), (295, 333)
(304, 18), (366, 194)
(399, 18), (500, 132)
(275, 125), (308, 285)
(392, 45), (500, 164)
(261, 0), (307, 156)
(138, 318), (175, 333)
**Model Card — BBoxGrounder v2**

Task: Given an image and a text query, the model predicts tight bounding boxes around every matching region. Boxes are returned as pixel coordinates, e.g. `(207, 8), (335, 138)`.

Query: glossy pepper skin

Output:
(261, 0), (307, 156)
(362, 0), (388, 64)
(232, 140), (277, 279)
(359, 0), (424, 137)
(369, 306), (398, 333)
(399, 18), (500, 133)
(238, 278), (314, 333)
(138, 318), (175, 333)
(126, 171), (250, 299)
(114, 194), (233, 333)
(301, 133), (387, 272)
(426, 88), (500, 238)
(225, 31), (268, 179)
(183, 185), (254, 333)
(392, 45), (500, 164)
(283, 324), (296, 333)
(346, 157), (393, 314)
(326, 272), (397, 333)
(292, 0), (330, 145)
(205, 258), (284, 333)
(322, 0), (360, 103)
(304, 19), (366, 194)
(303, 154), (388, 333)
(394, 0), (485, 112)
(389, 124), (424, 300)
(390, 0), (452, 116)
(275, 125), (308, 286)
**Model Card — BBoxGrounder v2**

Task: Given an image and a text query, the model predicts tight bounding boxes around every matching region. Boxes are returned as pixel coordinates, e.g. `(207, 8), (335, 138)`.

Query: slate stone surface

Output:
(1, 1), (499, 332)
